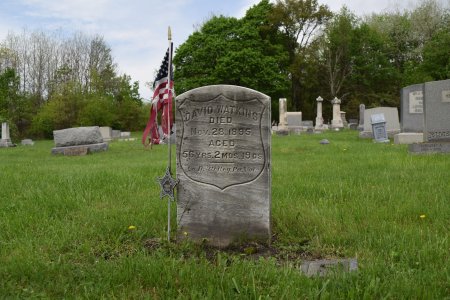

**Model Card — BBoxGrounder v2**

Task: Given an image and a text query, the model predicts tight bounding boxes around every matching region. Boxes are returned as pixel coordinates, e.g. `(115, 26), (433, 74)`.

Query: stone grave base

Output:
(409, 142), (450, 154)
(276, 129), (289, 136)
(359, 129), (400, 139)
(394, 133), (423, 144)
(288, 126), (302, 135)
(0, 139), (15, 147)
(51, 142), (108, 155)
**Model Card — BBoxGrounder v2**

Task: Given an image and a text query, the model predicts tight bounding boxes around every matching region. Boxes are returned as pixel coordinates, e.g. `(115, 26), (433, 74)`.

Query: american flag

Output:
(152, 43), (174, 104)
(142, 43), (174, 146)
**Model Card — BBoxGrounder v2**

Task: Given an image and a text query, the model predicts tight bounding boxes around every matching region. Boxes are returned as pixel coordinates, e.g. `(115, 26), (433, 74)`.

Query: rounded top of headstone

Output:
(370, 113), (386, 124)
(176, 85), (270, 103)
(331, 97), (341, 104)
(316, 96), (323, 102)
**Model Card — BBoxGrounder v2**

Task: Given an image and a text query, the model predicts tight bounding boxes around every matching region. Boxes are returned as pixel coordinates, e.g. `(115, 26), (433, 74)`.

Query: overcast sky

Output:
(0, 0), (447, 100)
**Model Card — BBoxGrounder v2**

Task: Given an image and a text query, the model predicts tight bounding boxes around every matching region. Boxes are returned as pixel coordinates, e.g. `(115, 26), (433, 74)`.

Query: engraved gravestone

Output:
(423, 79), (450, 142)
(371, 113), (389, 143)
(176, 85), (271, 247)
(409, 79), (450, 154)
(400, 83), (424, 133)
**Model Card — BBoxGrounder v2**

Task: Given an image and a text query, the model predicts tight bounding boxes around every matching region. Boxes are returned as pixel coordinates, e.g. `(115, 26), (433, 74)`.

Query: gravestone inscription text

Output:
(178, 95), (266, 189)
(409, 91), (423, 114)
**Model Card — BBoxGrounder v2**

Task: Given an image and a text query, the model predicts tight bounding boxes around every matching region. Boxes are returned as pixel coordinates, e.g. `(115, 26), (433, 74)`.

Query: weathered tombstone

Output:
(301, 120), (313, 127)
(358, 104), (365, 131)
(301, 258), (358, 277)
(395, 84), (424, 144)
(111, 130), (121, 139)
(0, 122), (15, 147)
(340, 111), (348, 127)
(277, 98), (288, 135)
(348, 118), (358, 130)
(286, 112), (302, 134)
(315, 96), (325, 131)
(51, 126), (108, 155)
(423, 79), (450, 142)
(359, 107), (400, 138)
(400, 83), (424, 132)
(409, 79), (450, 154)
(371, 113), (389, 143)
(21, 139), (34, 146)
(331, 97), (343, 129)
(176, 85), (271, 247)
(99, 126), (112, 142)
(286, 112), (303, 126)
(120, 131), (131, 138)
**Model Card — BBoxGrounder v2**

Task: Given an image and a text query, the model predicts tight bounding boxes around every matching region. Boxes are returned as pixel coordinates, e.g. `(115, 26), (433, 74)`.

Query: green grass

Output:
(1, 131), (449, 299)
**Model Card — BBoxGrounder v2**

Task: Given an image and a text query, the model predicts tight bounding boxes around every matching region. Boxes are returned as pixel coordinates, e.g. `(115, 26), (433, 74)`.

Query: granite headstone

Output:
(400, 83), (424, 133)
(408, 79), (450, 153)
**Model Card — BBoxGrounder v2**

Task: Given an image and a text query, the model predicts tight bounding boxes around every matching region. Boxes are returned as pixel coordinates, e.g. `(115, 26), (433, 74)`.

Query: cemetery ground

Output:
(1, 131), (449, 299)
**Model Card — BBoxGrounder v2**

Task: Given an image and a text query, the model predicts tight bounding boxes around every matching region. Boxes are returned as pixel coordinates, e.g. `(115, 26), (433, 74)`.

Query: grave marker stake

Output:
(156, 26), (178, 242)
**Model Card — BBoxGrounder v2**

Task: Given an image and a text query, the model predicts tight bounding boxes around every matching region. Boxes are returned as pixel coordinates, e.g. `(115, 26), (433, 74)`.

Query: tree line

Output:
(1, 0), (449, 140)
(174, 0), (450, 122)
(0, 30), (147, 139)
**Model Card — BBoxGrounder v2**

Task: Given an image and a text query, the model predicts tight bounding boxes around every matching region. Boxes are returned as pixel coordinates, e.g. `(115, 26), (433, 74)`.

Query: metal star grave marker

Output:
(157, 166), (178, 200)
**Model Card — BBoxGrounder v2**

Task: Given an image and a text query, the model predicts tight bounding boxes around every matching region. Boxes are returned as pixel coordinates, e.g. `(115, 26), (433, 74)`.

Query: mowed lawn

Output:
(1, 131), (449, 299)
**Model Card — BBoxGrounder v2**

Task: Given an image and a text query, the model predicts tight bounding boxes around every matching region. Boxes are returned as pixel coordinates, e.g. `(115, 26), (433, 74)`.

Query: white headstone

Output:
(99, 126), (112, 142)
(331, 97), (343, 129)
(2, 122), (10, 140)
(315, 96), (324, 130)
(279, 98), (287, 129)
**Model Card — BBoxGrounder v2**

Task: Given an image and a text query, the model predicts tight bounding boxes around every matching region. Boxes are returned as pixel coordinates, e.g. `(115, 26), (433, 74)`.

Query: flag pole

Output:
(166, 26), (173, 242)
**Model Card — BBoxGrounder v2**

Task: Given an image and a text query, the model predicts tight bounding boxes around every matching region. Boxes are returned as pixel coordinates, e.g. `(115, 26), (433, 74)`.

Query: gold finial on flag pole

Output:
(168, 26), (172, 41)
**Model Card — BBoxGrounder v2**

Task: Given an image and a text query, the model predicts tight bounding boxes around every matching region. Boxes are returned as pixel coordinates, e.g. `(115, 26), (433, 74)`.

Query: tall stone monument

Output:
(358, 104), (365, 131)
(315, 96), (324, 130)
(278, 98), (288, 135)
(176, 85), (271, 247)
(0, 122), (14, 147)
(331, 97), (343, 129)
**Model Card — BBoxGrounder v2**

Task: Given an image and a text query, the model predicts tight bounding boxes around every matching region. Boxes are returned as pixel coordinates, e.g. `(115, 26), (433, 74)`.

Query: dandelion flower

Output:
(419, 214), (426, 219)
(128, 225), (137, 230)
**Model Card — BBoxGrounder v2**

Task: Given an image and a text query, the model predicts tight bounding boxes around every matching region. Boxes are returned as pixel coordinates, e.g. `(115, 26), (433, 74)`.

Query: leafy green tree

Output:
(0, 68), (31, 138)
(420, 27), (450, 80)
(347, 24), (401, 109)
(173, 0), (290, 120)
(319, 7), (357, 99)
(269, 0), (332, 111)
